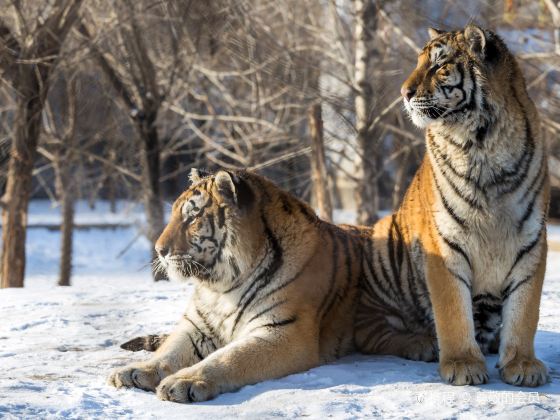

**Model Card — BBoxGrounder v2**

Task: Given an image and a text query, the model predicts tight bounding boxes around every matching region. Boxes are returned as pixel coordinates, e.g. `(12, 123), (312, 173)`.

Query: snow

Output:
(25, 200), (148, 227)
(1, 205), (560, 419)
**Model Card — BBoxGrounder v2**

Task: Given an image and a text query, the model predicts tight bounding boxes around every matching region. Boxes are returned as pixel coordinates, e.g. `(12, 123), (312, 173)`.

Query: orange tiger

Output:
(108, 169), (365, 402)
(355, 24), (549, 387)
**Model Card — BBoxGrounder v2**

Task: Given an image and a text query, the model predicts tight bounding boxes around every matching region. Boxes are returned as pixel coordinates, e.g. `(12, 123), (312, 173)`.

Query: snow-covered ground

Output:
(1, 205), (559, 419)
(25, 200), (148, 227)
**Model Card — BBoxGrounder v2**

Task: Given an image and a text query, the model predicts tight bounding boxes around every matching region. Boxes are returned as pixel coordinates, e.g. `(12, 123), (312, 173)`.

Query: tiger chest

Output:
(195, 288), (245, 342)
(436, 197), (539, 297)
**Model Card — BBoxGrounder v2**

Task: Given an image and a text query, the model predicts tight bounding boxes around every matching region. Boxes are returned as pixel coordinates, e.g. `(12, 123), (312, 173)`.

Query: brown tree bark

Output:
(138, 114), (166, 280)
(1, 91), (42, 288)
(307, 103), (333, 222)
(392, 148), (410, 209)
(57, 171), (75, 287)
(353, 0), (380, 226)
(0, 0), (83, 288)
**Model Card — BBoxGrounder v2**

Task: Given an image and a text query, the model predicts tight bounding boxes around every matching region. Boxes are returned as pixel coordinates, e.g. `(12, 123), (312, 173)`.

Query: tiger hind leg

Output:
(355, 315), (438, 362)
(473, 294), (502, 355)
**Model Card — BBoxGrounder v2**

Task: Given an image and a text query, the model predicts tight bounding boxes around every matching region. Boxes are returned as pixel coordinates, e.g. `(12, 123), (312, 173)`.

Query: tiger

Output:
(354, 24), (550, 387)
(108, 168), (365, 403)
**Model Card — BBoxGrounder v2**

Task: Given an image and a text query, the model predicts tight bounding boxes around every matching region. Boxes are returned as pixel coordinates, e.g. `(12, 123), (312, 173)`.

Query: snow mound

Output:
(1, 222), (559, 418)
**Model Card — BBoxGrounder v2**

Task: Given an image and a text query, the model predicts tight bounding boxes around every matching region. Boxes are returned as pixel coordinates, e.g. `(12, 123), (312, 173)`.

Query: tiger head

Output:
(155, 168), (257, 286)
(401, 24), (511, 128)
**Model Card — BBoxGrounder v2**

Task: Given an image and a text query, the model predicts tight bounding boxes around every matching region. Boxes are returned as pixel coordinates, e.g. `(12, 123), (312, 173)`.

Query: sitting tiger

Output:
(355, 24), (549, 387)
(108, 169), (364, 402)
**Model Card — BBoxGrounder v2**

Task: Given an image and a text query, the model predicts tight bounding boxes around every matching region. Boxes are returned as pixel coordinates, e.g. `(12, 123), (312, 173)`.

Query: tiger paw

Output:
(156, 373), (217, 403)
(403, 335), (438, 362)
(499, 357), (549, 387)
(107, 362), (162, 391)
(439, 357), (489, 385)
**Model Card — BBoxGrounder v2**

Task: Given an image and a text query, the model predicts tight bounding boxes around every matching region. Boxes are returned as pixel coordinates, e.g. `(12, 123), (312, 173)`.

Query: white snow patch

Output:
(1, 207), (559, 418)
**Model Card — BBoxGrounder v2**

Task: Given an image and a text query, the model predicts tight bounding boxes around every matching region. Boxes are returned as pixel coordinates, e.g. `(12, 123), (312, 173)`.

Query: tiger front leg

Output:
(426, 253), (488, 386)
(498, 244), (549, 387)
(108, 315), (216, 392)
(156, 321), (319, 403)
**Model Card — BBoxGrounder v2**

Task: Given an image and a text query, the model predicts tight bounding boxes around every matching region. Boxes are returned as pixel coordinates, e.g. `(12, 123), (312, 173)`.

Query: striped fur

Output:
(355, 24), (550, 387)
(108, 169), (364, 402)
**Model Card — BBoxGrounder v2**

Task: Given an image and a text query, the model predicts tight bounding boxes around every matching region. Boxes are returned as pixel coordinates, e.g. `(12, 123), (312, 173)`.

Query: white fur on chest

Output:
(429, 123), (545, 296)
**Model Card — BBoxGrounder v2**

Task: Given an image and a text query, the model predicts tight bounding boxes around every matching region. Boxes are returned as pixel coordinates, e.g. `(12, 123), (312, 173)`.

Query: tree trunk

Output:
(58, 187), (74, 287)
(307, 103), (333, 222)
(137, 114), (166, 281)
(54, 153), (75, 287)
(392, 148), (410, 209)
(353, 0), (380, 226)
(1, 89), (42, 288)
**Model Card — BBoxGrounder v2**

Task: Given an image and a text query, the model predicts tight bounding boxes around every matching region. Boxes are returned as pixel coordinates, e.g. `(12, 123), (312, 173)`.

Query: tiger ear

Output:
(464, 24), (486, 57)
(189, 168), (212, 184)
(189, 168), (202, 184)
(214, 171), (237, 205)
(428, 27), (445, 40)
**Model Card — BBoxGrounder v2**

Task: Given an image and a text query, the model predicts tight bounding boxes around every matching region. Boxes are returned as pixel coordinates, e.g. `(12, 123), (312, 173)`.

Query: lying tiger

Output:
(108, 169), (365, 402)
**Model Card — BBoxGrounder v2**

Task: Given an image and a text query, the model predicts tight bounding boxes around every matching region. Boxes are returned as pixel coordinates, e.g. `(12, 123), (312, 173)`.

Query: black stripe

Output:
(432, 175), (468, 228)
(519, 154), (545, 203)
(257, 259), (310, 302)
(280, 194), (293, 214)
(387, 220), (399, 290)
(258, 316), (297, 329)
(247, 299), (288, 324)
(502, 274), (532, 301)
(442, 133), (473, 152)
(196, 307), (218, 339)
(476, 122), (489, 145)
(184, 315), (217, 350)
(231, 213), (283, 332)
(517, 167), (546, 233)
(441, 62), (478, 116)
(491, 89), (535, 195)
(229, 256), (240, 278)
(450, 269), (471, 289)
(230, 234), (272, 300)
(317, 228), (339, 319)
(505, 224), (544, 281)
(320, 230), (355, 323)
(404, 239), (422, 311)
(377, 252), (400, 301)
(361, 230), (401, 309)
(297, 201), (318, 224)
(188, 333), (204, 361)
(437, 228), (472, 270)
(205, 230), (227, 272)
(429, 134), (474, 185)
(217, 207), (225, 228)
(430, 152), (483, 211)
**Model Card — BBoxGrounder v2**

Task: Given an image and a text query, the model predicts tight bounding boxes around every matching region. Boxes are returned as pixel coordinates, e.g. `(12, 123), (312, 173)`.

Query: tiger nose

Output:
(156, 245), (169, 258)
(401, 86), (416, 101)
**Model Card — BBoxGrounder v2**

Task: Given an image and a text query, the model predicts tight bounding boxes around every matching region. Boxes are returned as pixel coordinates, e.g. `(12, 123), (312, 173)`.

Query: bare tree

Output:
(308, 103), (333, 221)
(79, 0), (191, 280)
(353, 0), (381, 225)
(0, 0), (83, 288)
(41, 75), (79, 286)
